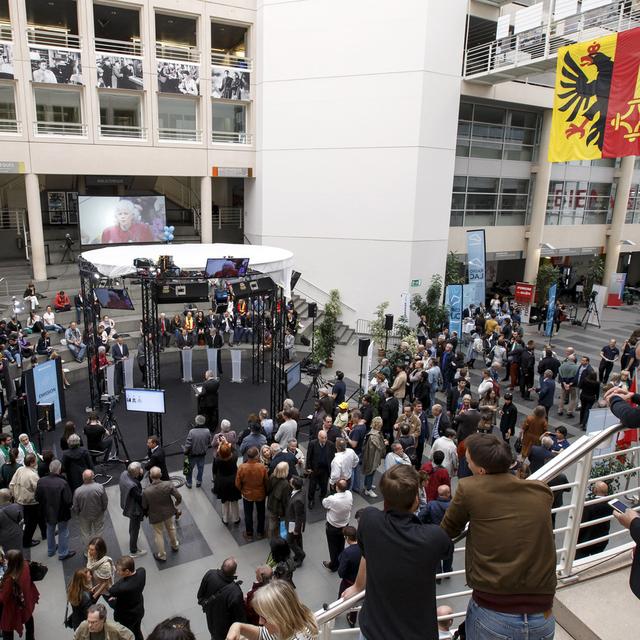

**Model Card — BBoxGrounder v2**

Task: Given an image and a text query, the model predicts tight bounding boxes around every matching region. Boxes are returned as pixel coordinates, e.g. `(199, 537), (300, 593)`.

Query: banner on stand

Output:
(466, 229), (486, 306)
(514, 282), (536, 324)
(181, 349), (193, 382)
(231, 349), (242, 383)
(545, 283), (557, 337)
(207, 348), (219, 379)
(446, 285), (463, 337)
(607, 273), (626, 306)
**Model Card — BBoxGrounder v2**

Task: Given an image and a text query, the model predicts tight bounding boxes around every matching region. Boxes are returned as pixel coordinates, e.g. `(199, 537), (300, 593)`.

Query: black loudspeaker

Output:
(358, 337), (371, 357)
(308, 302), (317, 318)
(290, 270), (301, 292)
(300, 335), (311, 346)
(384, 314), (394, 331)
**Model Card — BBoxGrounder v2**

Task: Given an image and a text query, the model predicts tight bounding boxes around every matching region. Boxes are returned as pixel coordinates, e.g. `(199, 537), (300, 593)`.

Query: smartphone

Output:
(608, 499), (628, 514)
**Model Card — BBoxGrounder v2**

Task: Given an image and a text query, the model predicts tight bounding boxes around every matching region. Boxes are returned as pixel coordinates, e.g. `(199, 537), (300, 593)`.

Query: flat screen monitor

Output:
(286, 361), (301, 392)
(78, 195), (166, 245)
(94, 288), (135, 311)
(124, 388), (166, 414)
(205, 257), (249, 278)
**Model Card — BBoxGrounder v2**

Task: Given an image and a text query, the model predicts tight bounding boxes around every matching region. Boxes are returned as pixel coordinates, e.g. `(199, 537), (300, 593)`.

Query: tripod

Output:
(100, 405), (131, 464)
(61, 237), (75, 264)
(580, 296), (601, 329)
(300, 370), (325, 414)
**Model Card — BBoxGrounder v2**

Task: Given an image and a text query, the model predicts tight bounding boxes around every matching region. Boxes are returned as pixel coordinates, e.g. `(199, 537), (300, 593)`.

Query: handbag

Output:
(514, 436), (523, 454)
(29, 561), (48, 582)
(183, 454), (191, 476)
(63, 602), (73, 629)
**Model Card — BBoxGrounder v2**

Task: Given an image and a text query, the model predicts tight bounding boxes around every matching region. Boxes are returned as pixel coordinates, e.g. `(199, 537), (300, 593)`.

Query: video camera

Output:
(100, 394), (117, 412)
(63, 234), (75, 249)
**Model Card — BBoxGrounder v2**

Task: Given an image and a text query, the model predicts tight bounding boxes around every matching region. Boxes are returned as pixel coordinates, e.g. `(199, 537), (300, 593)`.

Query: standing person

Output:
(557, 354), (579, 418)
(72, 469), (108, 547)
(73, 603), (133, 640)
(598, 338), (619, 384)
(420, 485), (453, 579)
(105, 556), (146, 640)
(184, 415), (210, 488)
(244, 566), (272, 625)
(337, 526), (362, 599)
(361, 417), (386, 498)
(66, 569), (94, 630)
(380, 389), (399, 445)
(212, 442), (242, 526)
(285, 476), (306, 567)
(430, 404), (450, 442)
(0, 489), (22, 552)
(34, 459), (75, 560)
(235, 447), (268, 540)
(579, 370), (600, 429)
(198, 370), (220, 431)
(274, 409), (297, 446)
(305, 430), (335, 509)
(519, 341), (535, 400)
(430, 430), (458, 477)
(111, 335), (129, 395)
(118, 462), (146, 557)
(142, 467), (181, 562)
(342, 465), (453, 640)
(329, 438), (359, 490)
(145, 436), (169, 481)
(0, 550), (39, 640)
(61, 434), (94, 493)
(197, 557), (245, 640)
(441, 433), (557, 640)
(266, 461), (290, 536)
(9, 454), (43, 548)
(520, 405), (548, 460)
(498, 392), (517, 443)
(332, 371), (347, 407)
(535, 370), (556, 417)
(575, 481), (612, 559)
(322, 478), (353, 573)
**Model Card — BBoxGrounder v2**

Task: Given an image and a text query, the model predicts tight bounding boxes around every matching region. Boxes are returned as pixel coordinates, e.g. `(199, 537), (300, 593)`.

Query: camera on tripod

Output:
(589, 290), (598, 303)
(100, 394), (117, 412)
(62, 234), (75, 249)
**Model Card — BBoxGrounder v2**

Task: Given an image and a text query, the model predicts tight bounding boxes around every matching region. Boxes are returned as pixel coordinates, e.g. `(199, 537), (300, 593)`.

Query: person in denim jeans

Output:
(184, 415), (210, 488)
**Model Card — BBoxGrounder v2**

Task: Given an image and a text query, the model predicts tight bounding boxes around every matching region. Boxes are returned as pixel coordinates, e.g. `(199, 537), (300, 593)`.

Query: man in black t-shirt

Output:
(84, 414), (113, 459)
(342, 465), (452, 640)
(332, 371), (347, 408)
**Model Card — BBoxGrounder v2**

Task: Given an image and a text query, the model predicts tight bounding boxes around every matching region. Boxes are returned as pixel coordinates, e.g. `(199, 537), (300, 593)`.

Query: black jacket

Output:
(106, 568), (146, 629)
(197, 570), (246, 640)
(199, 378), (220, 408)
(610, 394), (640, 428)
(61, 447), (94, 492)
(146, 447), (169, 481)
(286, 490), (306, 534)
(520, 349), (535, 374)
(111, 342), (129, 361)
(380, 397), (399, 434)
(630, 518), (640, 599)
(35, 473), (72, 524)
(270, 451), (298, 477)
(499, 403), (518, 437)
(537, 356), (560, 378)
(454, 410), (481, 442)
(306, 439), (336, 472)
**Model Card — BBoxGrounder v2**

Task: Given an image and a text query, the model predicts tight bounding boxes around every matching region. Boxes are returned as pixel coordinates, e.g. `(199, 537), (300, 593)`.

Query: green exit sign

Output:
(410, 279), (422, 287)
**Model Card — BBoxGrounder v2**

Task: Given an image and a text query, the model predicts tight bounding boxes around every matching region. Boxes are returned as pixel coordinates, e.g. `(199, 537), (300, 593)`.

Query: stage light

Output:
(93, 273), (100, 280)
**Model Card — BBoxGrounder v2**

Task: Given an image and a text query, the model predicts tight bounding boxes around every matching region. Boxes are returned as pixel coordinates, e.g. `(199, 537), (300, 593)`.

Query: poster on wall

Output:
(66, 192), (78, 224)
(514, 282), (536, 324)
(211, 66), (250, 100)
(29, 47), (82, 85)
(0, 43), (14, 79)
(47, 191), (67, 225)
(157, 60), (200, 95)
(96, 55), (143, 90)
(78, 195), (166, 245)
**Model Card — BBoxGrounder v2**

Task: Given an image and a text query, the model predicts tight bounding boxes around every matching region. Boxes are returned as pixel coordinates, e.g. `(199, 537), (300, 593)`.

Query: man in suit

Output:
(574, 356), (595, 390)
(380, 389), (399, 446)
(576, 480), (612, 559)
(453, 400), (481, 442)
(430, 404), (450, 443)
(145, 436), (169, 481)
(286, 476), (306, 567)
(446, 378), (468, 416)
(157, 313), (171, 349)
(105, 556), (146, 640)
(198, 370), (220, 431)
(111, 334), (129, 394)
(536, 369), (556, 417)
(305, 430), (336, 509)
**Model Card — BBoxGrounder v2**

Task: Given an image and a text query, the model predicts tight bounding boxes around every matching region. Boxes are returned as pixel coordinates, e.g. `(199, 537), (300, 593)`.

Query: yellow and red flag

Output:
(549, 27), (640, 162)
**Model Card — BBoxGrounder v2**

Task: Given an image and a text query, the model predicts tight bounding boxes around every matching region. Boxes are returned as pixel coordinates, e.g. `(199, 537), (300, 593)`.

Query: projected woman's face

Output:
(115, 205), (133, 231)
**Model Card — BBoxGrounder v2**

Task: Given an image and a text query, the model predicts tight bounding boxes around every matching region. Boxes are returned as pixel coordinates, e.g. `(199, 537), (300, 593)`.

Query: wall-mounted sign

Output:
(96, 54), (143, 90)
(212, 167), (253, 178)
(157, 60), (199, 95)
(30, 46), (82, 85)
(410, 279), (422, 288)
(0, 161), (25, 174)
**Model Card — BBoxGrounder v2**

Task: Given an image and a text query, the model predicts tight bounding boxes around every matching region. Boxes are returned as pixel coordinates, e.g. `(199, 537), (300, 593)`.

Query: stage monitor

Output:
(157, 282), (210, 304)
(286, 361), (301, 392)
(78, 195), (166, 245)
(94, 288), (135, 311)
(124, 388), (166, 414)
(205, 257), (249, 279)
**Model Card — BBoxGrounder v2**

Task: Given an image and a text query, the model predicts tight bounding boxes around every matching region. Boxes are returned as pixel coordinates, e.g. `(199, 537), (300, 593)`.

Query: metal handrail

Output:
(158, 128), (202, 142)
(156, 42), (200, 63)
(211, 51), (252, 70)
(26, 26), (80, 49)
(213, 207), (243, 230)
(95, 37), (143, 56)
(33, 121), (86, 136)
(0, 119), (21, 134)
(296, 278), (357, 314)
(211, 131), (253, 144)
(99, 124), (146, 139)
(0, 23), (12, 42)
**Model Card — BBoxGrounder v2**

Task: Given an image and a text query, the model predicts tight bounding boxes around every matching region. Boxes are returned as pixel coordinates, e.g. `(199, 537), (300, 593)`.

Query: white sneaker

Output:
(130, 549), (147, 558)
(365, 489), (377, 498)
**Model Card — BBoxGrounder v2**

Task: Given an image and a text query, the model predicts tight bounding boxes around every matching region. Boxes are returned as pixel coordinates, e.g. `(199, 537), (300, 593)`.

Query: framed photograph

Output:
(211, 66), (250, 100)
(29, 47), (82, 85)
(47, 191), (67, 225)
(96, 55), (143, 90)
(0, 43), (14, 80)
(157, 60), (200, 96)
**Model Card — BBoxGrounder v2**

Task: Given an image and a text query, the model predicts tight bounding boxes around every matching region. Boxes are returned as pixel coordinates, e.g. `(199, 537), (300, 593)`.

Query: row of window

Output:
(545, 181), (614, 226)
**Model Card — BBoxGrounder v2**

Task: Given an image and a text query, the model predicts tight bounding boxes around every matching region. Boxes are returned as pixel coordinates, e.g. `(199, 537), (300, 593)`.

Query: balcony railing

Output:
(158, 128), (202, 142)
(464, 1), (640, 80)
(0, 22), (12, 42)
(211, 51), (252, 70)
(33, 121), (86, 136)
(26, 27), (80, 49)
(156, 42), (200, 63)
(0, 119), (21, 134)
(213, 207), (243, 230)
(99, 124), (146, 139)
(211, 131), (253, 145)
(95, 37), (143, 57)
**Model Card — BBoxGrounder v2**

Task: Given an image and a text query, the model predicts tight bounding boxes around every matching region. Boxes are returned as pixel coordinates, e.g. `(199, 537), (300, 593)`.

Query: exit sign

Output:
(410, 279), (422, 287)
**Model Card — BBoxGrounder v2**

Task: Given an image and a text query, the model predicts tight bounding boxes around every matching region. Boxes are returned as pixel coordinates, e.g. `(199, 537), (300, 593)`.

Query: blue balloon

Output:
(169, 226), (175, 232)
(168, 234), (174, 241)
(163, 226), (169, 232)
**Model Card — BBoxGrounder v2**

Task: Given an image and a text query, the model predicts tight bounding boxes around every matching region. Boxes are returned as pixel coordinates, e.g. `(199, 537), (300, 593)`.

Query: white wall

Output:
(255, 0), (467, 320)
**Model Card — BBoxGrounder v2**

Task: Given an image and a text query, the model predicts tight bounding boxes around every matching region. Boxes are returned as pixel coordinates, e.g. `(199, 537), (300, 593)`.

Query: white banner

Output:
(181, 349), (193, 382)
(123, 357), (134, 388)
(589, 284), (607, 326)
(365, 341), (374, 386)
(206, 348), (219, 379)
(106, 364), (116, 397)
(231, 348), (242, 383)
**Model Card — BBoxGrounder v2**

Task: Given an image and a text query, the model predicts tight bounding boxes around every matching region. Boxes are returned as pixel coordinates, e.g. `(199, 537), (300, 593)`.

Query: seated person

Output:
(54, 290), (71, 312)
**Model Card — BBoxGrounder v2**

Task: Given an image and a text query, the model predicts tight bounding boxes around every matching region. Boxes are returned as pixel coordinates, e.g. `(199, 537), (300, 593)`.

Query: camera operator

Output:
(84, 411), (114, 460)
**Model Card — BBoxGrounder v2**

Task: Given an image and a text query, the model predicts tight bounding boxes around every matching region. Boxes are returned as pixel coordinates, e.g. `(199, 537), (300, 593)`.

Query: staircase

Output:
(291, 293), (356, 348)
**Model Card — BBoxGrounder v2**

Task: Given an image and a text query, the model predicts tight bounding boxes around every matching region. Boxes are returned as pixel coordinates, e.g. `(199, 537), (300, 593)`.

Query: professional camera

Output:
(100, 394), (117, 412)
(589, 290), (598, 303)
(61, 234), (75, 249)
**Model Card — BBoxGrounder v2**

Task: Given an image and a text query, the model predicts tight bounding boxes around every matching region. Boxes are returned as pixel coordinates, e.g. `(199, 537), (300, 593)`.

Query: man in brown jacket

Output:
(142, 466), (181, 561)
(441, 433), (557, 640)
(235, 446), (268, 540)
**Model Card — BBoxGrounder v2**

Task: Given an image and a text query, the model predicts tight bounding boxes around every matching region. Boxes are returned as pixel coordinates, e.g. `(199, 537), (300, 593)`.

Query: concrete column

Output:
(200, 175), (212, 243)
(24, 173), (47, 281)
(523, 109), (554, 284)
(604, 155), (635, 288)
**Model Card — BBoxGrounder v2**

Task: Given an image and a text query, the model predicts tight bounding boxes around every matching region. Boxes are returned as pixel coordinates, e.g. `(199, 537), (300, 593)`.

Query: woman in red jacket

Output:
(0, 549), (39, 639)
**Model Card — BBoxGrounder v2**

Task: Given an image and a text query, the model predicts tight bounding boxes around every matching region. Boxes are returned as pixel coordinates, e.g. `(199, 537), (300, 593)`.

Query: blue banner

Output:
(446, 285), (463, 337)
(466, 229), (486, 307)
(33, 359), (61, 423)
(545, 283), (557, 338)
(463, 283), (484, 310)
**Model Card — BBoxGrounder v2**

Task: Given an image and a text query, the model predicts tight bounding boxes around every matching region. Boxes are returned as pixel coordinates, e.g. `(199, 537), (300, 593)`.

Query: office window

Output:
(99, 91), (142, 137)
(34, 87), (82, 134)
(0, 83), (17, 132)
(626, 184), (640, 223)
(212, 101), (246, 143)
(158, 95), (197, 141)
(546, 181), (614, 225)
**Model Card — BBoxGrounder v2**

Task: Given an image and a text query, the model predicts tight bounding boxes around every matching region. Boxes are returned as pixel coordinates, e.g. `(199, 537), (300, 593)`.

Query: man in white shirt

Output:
(329, 438), (359, 489)
(322, 478), (353, 572)
(430, 429), (459, 477)
(384, 442), (412, 471)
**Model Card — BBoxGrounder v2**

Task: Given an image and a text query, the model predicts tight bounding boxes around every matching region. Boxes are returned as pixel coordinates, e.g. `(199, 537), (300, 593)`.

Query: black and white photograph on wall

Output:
(47, 191), (67, 225)
(96, 55), (143, 90)
(211, 66), (250, 100)
(29, 47), (83, 85)
(0, 43), (14, 79)
(157, 60), (200, 95)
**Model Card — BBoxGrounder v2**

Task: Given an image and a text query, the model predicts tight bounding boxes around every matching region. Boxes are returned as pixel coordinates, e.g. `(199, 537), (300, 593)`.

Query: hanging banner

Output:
(181, 349), (193, 382)
(462, 283), (484, 310)
(514, 282), (536, 324)
(231, 349), (242, 383)
(607, 272), (626, 306)
(32, 359), (61, 423)
(545, 283), (557, 338)
(123, 357), (134, 389)
(466, 229), (486, 307)
(446, 285), (463, 338)
(206, 348), (220, 379)
(549, 26), (640, 161)
(106, 364), (116, 397)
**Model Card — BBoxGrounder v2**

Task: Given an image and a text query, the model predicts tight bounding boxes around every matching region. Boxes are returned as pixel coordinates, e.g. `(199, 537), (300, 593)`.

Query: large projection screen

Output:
(79, 195), (166, 245)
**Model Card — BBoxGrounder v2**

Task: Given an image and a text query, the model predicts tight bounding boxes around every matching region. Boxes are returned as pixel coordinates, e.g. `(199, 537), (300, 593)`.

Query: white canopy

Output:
(80, 243), (295, 297)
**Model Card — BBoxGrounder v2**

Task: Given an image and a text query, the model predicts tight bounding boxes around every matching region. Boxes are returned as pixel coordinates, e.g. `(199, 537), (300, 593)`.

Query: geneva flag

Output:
(549, 27), (640, 162)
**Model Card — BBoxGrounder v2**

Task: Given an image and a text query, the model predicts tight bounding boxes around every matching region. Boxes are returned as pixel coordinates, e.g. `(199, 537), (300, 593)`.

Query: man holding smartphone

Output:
(612, 505), (640, 599)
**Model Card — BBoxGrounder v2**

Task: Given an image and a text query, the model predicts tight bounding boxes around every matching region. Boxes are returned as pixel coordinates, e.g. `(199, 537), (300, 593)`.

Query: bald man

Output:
(437, 605), (455, 639)
(142, 466), (181, 561)
(576, 480), (612, 559)
(72, 468), (108, 546)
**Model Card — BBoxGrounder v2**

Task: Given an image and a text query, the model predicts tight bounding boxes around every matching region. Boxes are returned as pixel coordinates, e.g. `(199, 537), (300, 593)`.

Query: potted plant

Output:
(370, 301), (390, 357)
(313, 289), (341, 368)
(410, 274), (447, 335)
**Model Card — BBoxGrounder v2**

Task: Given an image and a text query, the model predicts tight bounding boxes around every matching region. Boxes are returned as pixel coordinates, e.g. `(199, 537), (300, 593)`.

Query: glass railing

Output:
(211, 51), (252, 70)
(156, 42), (199, 63)
(0, 119), (20, 134)
(0, 22), (12, 42)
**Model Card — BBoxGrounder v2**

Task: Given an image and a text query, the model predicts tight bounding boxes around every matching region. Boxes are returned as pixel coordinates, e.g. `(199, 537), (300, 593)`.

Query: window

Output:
(545, 181), (614, 225)
(99, 91), (142, 138)
(34, 87), (82, 135)
(158, 95), (198, 141)
(0, 83), (17, 132)
(626, 184), (640, 224)
(212, 101), (246, 143)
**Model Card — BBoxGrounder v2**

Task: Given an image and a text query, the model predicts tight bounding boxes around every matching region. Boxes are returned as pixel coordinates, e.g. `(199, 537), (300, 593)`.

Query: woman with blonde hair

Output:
(226, 579), (319, 640)
(267, 461), (291, 536)
(361, 416), (386, 498)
